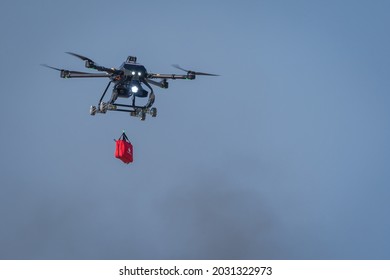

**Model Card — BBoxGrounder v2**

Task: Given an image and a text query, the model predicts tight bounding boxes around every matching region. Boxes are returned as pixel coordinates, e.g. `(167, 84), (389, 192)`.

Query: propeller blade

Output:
(65, 52), (95, 64)
(192, 71), (219, 76)
(41, 64), (61, 71)
(65, 51), (118, 74)
(172, 64), (219, 76)
(41, 64), (92, 74)
(172, 64), (189, 72)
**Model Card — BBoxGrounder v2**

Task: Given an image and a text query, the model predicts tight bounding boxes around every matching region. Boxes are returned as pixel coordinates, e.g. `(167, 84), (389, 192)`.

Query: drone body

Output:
(43, 52), (218, 120)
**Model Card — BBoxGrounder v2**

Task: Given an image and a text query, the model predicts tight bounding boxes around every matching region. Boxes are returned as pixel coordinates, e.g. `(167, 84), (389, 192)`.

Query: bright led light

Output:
(131, 71), (135, 75)
(131, 86), (139, 93)
(138, 72), (142, 76)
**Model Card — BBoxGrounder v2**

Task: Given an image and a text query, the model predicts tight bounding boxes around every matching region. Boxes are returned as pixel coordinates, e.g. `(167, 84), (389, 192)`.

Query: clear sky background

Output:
(1, 0), (389, 259)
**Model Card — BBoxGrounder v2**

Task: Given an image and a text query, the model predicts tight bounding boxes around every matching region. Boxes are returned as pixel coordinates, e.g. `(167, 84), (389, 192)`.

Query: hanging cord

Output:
(121, 130), (130, 142)
(114, 130), (130, 142)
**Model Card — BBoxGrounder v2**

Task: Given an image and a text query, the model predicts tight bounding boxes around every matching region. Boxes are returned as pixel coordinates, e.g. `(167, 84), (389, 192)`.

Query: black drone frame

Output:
(42, 52), (218, 120)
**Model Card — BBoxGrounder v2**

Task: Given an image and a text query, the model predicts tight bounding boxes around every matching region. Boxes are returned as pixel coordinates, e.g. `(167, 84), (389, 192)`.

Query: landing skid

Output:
(90, 102), (157, 121)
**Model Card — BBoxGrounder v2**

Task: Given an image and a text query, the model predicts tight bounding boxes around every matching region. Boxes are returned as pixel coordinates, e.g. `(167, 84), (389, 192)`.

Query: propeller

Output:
(65, 51), (121, 75)
(172, 64), (219, 76)
(41, 64), (111, 78)
(66, 52), (95, 64)
(41, 64), (92, 74)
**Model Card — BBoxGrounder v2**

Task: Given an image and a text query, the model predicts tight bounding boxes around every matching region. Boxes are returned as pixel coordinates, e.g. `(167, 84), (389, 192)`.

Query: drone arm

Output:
(42, 64), (112, 79)
(145, 78), (169, 88)
(147, 73), (195, 80)
(89, 64), (122, 75)
(60, 70), (112, 78)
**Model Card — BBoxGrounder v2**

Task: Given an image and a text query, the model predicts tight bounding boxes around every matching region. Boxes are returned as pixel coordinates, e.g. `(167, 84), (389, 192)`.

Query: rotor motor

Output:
(85, 60), (94, 68)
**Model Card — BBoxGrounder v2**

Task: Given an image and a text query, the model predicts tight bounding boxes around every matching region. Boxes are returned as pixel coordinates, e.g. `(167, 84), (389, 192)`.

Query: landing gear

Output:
(91, 104), (157, 120)
(127, 107), (157, 120)
(99, 102), (108, 113)
(90, 105), (97, 116)
(150, 107), (157, 117)
(89, 79), (157, 121)
(90, 102), (117, 116)
(134, 108), (146, 121)
(140, 111), (146, 121)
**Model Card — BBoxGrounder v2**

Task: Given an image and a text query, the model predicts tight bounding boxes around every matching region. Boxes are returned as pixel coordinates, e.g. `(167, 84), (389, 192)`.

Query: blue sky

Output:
(0, 0), (389, 259)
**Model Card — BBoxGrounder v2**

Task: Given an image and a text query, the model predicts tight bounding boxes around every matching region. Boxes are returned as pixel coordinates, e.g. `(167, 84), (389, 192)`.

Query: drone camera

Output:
(127, 56), (137, 63)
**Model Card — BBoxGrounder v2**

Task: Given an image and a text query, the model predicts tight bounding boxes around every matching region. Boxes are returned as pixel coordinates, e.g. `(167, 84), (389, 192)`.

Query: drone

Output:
(42, 52), (218, 120)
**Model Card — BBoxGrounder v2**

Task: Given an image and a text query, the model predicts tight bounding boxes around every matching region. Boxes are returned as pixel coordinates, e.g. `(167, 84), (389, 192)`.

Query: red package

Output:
(115, 133), (133, 164)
